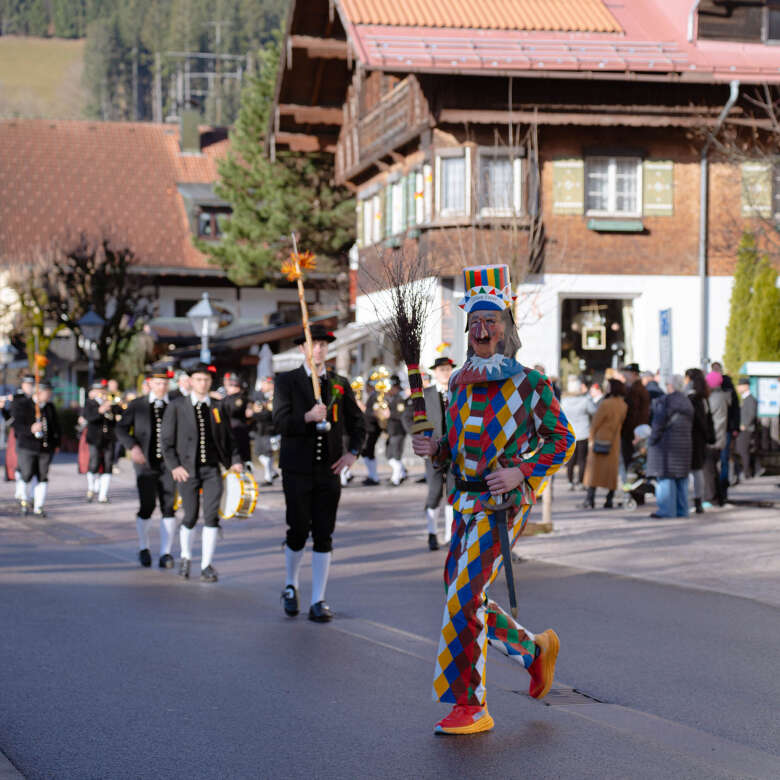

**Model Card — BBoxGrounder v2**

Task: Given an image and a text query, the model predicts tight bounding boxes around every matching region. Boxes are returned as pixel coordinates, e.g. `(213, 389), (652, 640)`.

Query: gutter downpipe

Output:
(699, 79), (739, 369)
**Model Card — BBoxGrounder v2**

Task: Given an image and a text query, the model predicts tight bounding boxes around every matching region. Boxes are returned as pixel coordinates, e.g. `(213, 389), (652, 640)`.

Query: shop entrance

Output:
(559, 297), (634, 384)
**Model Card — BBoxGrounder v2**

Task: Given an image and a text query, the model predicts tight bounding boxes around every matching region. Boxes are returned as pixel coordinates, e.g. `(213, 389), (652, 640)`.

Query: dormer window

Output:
(197, 208), (229, 240)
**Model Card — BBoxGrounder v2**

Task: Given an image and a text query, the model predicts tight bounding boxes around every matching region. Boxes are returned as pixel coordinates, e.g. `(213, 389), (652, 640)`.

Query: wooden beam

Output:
(290, 35), (348, 60)
(278, 103), (343, 125)
(437, 108), (729, 128)
(274, 131), (338, 153)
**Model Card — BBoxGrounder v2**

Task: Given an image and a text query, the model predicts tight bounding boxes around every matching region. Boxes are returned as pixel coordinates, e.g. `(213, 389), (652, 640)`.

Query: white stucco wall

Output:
(515, 273), (735, 378)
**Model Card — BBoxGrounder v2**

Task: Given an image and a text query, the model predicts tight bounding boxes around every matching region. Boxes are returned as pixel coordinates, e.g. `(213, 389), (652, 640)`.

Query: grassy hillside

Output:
(0, 36), (87, 119)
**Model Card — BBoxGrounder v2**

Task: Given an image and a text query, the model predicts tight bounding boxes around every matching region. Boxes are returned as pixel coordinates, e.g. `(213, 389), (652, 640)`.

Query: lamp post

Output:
(77, 308), (106, 387)
(186, 292), (220, 364)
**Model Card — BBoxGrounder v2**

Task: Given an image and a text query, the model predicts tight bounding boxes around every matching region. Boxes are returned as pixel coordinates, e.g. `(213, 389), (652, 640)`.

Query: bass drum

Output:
(219, 470), (259, 520)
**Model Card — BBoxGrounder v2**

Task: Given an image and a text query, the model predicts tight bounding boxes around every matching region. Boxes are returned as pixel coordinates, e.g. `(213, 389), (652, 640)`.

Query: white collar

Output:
(303, 362), (327, 379)
(741, 389), (751, 399)
(434, 381), (448, 394)
(190, 392), (211, 406)
(149, 392), (169, 404)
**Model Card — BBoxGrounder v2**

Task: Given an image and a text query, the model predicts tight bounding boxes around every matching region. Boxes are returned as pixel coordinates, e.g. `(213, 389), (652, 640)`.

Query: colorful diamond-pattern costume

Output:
(431, 355), (575, 706)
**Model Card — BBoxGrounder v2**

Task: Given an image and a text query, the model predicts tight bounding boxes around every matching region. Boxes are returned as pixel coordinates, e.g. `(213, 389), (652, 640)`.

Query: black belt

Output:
(455, 477), (489, 493)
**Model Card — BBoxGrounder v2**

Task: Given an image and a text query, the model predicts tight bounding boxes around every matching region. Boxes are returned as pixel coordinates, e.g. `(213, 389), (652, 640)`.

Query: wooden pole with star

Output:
(282, 233), (322, 404)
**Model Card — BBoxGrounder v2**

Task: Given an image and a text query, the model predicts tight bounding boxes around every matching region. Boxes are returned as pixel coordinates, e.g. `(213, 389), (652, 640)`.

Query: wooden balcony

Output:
(336, 76), (430, 182)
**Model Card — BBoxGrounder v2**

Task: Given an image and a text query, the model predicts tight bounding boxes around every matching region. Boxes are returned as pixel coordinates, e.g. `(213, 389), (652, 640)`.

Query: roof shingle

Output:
(337, 0), (622, 33)
(0, 120), (229, 271)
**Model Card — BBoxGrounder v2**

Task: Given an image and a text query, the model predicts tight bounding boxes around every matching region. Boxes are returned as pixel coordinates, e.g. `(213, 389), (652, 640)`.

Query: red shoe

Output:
(434, 704), (494, 735)
(528, 629), (560, 700)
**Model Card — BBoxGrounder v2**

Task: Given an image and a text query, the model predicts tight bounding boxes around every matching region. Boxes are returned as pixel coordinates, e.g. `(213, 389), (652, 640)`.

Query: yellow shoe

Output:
(434, 704), (494, 735)
(528, 629), (560, 700)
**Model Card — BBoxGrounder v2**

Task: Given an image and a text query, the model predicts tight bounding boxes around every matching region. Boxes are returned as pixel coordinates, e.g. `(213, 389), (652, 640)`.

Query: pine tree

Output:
(200, 31), (355, 286)
(723, 233), (760, 377)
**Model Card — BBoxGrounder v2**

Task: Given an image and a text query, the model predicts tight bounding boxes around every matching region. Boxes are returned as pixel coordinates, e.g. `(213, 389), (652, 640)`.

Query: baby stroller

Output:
(622, 424), (655, 510)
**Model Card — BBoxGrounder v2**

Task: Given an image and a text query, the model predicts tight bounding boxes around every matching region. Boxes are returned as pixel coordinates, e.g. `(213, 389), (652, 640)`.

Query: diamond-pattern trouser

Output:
(432, 504), (536, 706)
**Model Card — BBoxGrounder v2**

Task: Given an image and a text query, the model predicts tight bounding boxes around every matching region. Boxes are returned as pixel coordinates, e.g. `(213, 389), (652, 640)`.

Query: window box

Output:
(587, 218), (645, 233)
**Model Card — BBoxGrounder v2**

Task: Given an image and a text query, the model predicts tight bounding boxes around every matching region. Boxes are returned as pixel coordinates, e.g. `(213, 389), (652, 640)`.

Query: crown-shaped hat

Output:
(459, 264), (516, 314)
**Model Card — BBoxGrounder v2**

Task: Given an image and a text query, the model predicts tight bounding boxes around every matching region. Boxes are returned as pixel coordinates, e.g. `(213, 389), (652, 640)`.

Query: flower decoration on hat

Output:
(459, 264), (517, 314)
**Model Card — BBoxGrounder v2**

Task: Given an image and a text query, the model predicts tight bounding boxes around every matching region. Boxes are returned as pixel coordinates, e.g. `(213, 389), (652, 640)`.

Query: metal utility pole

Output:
(153, 52), (163, 123)
(207, 19), (230, 125)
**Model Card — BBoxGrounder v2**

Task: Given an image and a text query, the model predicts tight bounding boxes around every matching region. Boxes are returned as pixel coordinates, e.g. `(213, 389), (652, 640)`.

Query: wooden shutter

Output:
(552, 159), (584, 215)
(642, 160), (674, 217)
(741, 162), (772, 217)
(384, 186), (393, 237)
(356, 201), (364, 247)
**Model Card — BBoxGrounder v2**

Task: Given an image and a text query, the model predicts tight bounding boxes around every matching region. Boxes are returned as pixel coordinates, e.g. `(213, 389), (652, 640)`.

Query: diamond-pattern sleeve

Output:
(516, 372), (575, 493)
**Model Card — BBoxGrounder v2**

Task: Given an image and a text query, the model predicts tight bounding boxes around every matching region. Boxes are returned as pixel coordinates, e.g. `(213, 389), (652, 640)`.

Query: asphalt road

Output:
(1, 459), (779, 779)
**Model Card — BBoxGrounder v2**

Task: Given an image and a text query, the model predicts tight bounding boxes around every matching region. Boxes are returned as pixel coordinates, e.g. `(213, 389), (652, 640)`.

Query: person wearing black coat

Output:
(735, 376), (758, 479)
(161, 363), (242, 583)
(116, 367), (177, 569)
(220, 372), (254, 466)
(11, 380), (60, 516)
(273, 325), (366, 622)
(360, 382), (384, 485)
(385, 376), (411, 486)
(250, 375), (278, 484)
(84, 382), (123, 503)
(684, 368), (712, 514)
(646, 375), (694, 518)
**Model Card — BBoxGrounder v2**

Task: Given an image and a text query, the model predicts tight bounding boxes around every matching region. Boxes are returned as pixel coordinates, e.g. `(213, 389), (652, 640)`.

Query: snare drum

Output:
(219, 471), (259, 520)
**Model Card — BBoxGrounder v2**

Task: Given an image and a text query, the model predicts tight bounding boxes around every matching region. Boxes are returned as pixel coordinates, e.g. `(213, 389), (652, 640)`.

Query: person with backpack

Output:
(684, 368), (714, 514)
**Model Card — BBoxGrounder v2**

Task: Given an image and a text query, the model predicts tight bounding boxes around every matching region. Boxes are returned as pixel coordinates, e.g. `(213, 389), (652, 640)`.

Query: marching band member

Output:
(274, 324), (366, 622)
(360, 373), (386, 486)
(84, 381), (122, 503)
(161, 362), (242, 583)
(220, 372), (254, 469)
(251, 375), (278, 485)
(116, 366), (177, 569)
(2, 375), (34, 503)
(413, 264), (574, 735)
(385, 375), (410, 486)
(423, 357), (456, 550)
(12, 379), (60, 516)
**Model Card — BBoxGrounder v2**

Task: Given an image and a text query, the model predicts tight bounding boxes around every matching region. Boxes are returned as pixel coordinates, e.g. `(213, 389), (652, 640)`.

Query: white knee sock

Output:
(426, 507), (439, 535)
(258, 455), (272, 482)
(201, 526), (218, 570)
(136, 516), (151, 550)
(311, 551), (331, 605)
(179, 526), (193, 559)
(443, 505), (454, 543)
(22, 481), (34, 503)
(160, 516), (176, 556)
(389, 458), (402, 485)
(87, 472), (96, 493)
(33, 482), (47, 511)
(340, 465), (351, 487)
(285, 546), (304, 590)
(98, 473), (111, 501)
(14, 471), (25, 501)
(365, 457), (378, 481)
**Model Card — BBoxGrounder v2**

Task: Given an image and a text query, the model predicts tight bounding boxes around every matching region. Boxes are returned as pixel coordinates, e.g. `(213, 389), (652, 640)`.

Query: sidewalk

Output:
(520, 475), (780, 608)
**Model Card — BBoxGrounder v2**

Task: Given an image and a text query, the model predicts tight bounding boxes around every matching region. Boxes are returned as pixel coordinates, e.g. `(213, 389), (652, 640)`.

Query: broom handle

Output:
(33, 332), (41, 422)
(291, 233), (322, 404)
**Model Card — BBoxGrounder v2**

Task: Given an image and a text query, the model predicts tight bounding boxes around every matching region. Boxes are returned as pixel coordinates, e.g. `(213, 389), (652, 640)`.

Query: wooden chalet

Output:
(272, 0), (780, 380)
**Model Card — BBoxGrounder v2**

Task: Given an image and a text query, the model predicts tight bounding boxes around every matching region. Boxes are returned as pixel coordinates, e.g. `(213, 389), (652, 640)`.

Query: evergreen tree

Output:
(723, 233), (760, 377)
(200, 31), (355, 287)
(747, 259), (780, 364)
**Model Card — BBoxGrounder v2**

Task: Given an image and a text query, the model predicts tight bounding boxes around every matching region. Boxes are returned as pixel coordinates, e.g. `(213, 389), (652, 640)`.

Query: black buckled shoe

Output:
(158, 553), (174, 569)
(178, 558), (191, 578)
(139, 548), (152, 567)
(308, 601), (333, 623)
(282, 585), (299, 617)
(200, 565), (218, 583)
(428, 533), (439, 551)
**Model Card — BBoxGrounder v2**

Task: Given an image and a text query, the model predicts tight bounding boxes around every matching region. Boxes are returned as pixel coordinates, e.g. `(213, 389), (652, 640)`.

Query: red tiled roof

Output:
(337, 0), (622, 33)
(339, 0), (780, 83)
(0, 120), (229, 271)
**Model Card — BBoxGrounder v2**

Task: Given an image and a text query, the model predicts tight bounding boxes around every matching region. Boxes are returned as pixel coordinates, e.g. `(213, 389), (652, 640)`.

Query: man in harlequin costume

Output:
(413, 264), (575, 735)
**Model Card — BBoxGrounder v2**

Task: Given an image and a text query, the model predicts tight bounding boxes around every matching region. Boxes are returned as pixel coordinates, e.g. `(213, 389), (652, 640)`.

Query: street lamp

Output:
(77, 308), (105, 387)
(187, 292), (220, 364)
